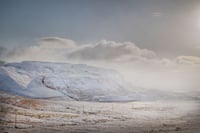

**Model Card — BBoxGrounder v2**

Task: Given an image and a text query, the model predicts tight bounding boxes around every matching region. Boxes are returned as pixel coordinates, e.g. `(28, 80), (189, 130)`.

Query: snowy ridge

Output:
(0, 61), (132, 101)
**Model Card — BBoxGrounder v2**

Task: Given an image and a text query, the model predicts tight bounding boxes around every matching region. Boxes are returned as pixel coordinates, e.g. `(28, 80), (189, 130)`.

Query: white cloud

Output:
(176, 56), (200, 65)
(68, 40), (157, 61)
(38, 37), (76, 48)
(4, 37), (76, 62)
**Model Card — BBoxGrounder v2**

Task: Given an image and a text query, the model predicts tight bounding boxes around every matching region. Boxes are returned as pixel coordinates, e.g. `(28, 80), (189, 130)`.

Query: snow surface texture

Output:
(0, 61), (134, 101)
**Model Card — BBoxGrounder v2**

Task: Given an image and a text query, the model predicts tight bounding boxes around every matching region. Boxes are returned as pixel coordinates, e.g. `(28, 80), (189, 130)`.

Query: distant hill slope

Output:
(0, 61), (133, 101)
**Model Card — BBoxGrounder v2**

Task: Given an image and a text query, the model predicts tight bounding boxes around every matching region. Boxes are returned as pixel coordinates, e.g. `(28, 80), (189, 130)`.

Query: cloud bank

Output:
(68, 40), (156, 61)
(2, 37), (200, 67)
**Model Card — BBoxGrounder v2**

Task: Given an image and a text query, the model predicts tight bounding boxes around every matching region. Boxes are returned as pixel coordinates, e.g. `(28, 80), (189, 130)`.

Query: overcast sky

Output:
(1, 0), (200, 57)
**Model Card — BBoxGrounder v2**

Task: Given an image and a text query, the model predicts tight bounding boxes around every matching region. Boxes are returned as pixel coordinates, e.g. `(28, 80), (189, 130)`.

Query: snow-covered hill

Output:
(0, 61), (133, 101)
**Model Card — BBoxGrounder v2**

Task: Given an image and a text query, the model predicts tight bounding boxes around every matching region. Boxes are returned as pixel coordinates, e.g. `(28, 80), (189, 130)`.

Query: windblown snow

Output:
(0, 61), (133, 101)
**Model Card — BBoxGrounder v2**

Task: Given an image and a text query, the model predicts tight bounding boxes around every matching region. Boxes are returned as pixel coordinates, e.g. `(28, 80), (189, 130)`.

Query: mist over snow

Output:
(0, 37), (200, 95)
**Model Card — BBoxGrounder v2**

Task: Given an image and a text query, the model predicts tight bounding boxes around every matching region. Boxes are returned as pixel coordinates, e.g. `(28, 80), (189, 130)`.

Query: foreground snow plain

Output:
(0, 92), (200, 133)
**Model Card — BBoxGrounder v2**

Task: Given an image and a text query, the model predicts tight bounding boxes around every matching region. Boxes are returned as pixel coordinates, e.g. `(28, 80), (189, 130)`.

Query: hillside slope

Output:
(0, 61), (132, 101)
